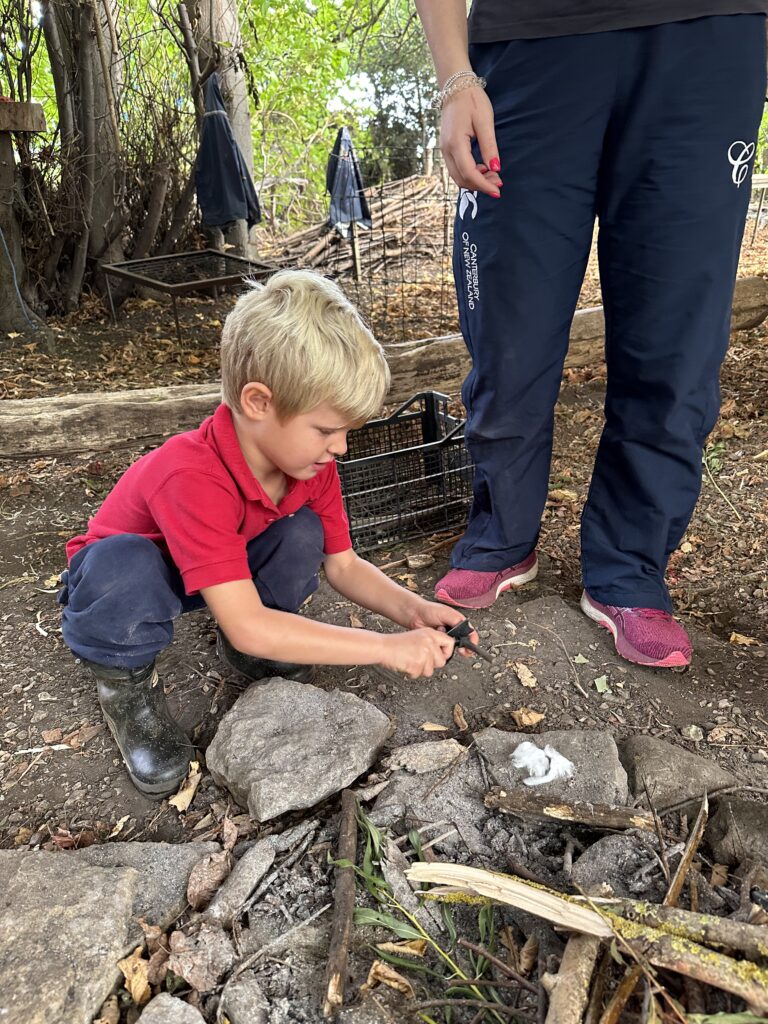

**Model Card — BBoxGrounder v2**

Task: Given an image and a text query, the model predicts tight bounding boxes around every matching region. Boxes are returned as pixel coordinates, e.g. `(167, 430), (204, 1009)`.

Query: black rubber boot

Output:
(90, 661), (193, 799)
(216, 629), (316, 684)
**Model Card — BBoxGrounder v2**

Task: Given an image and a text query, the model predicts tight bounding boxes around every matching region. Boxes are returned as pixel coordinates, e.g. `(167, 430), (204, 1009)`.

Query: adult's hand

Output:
(441, 87), (502, 197)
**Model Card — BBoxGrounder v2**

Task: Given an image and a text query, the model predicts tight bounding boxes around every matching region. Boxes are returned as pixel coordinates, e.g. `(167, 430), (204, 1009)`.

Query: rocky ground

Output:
(0, 215), (766, 1023)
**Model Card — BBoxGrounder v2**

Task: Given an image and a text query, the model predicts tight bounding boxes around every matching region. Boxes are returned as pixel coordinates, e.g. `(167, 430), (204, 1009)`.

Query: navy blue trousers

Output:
(59, 508), (324, 669)
(454, 15), (765, 610)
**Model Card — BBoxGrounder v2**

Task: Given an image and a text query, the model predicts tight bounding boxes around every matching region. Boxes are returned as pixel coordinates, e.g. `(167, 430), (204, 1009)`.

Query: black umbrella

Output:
(326, 126), (371, 239)
(195, 73), (260, 229)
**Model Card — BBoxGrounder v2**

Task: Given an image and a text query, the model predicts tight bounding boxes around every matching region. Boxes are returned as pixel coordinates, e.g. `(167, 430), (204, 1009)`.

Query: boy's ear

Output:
(240, 382), (273, 421)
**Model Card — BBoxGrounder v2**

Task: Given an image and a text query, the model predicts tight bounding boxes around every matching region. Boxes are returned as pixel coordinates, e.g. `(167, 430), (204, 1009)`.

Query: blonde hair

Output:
(220, 269), (390, 423)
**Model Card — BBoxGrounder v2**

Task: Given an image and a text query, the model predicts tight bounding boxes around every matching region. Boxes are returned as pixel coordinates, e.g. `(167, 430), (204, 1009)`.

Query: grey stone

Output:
(373, 755), (490, 855)
(204, 839), (276, 928)
(571, 835), (665, 900)
(0, 852), (137, 1024)
(706, 799), (768, 866)
(475, 729), (628, 805)
(72, 840), (220, 942)
(206, 679), (391, 822)
(139, 993), (205, 1024)
(618, 736), (737, 810)
(385, 739), (468, 774)
(219, 975), (270, 1024)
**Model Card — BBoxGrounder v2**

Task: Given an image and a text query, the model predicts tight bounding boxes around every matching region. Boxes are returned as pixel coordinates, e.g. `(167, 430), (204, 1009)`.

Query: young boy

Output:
(59, 270), (473, 798)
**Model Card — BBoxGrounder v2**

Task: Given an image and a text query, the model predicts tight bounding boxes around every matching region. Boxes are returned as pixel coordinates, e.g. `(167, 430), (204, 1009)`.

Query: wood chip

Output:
(420, 721), (450, 732)
(452, 703), (468, 732)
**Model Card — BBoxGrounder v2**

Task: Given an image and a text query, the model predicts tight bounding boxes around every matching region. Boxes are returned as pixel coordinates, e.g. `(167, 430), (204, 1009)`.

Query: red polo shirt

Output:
(66, 404), (353, 594)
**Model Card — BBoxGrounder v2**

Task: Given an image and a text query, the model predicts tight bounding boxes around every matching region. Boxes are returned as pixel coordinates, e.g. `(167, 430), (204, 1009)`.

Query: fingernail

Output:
(489, 157), (501, 173)
(492, 192), (500, 199)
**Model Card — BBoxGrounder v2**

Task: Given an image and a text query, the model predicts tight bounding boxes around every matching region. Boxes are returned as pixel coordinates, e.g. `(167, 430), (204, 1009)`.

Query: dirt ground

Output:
(0, 229), (766, 851)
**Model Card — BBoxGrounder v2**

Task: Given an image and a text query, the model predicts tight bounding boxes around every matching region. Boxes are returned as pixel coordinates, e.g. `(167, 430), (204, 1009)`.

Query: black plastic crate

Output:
(338, 392), (474, 552)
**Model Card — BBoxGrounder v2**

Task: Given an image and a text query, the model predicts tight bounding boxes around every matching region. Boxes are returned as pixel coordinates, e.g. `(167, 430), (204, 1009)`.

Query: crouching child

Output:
(59, 270), (475, 798)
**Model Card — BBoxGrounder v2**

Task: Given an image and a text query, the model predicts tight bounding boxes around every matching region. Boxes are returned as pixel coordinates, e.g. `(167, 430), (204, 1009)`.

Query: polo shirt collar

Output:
(210, 403), (281, 507)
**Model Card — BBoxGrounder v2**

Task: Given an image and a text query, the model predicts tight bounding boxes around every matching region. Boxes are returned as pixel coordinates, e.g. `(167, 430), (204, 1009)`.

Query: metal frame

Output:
(101, 248), (279, 342)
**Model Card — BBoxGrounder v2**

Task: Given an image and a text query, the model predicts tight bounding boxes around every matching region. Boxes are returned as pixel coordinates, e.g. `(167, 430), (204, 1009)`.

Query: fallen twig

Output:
(542, 934), (602, 1024)
(485, 787), (656, 833)
(457, 938), (539, 994)
(411, 999), (536, 1021)
(323, 790), (359, 1017)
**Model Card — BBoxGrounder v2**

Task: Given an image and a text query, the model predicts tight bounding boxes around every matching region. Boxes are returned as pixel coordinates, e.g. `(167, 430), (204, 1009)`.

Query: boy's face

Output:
(254, 400), (352, 480)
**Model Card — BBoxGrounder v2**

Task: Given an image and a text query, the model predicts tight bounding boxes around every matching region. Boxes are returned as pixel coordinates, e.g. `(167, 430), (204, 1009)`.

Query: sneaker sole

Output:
(436, 560), (539, 610)
(579, 592), (690, 668)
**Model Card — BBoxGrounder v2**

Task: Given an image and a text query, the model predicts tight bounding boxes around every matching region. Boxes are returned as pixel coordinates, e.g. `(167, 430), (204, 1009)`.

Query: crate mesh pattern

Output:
(338, 392), (474, 552)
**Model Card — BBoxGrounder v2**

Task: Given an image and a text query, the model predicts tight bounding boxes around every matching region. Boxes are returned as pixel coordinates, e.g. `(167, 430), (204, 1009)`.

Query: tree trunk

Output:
(192, 0), (256, 257)
(0, 133), (48, 339)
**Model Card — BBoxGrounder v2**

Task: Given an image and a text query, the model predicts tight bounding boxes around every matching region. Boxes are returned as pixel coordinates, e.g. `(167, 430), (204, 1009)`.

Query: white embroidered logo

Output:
(728, 141), (755, 187)
(458, 188), (478, 220)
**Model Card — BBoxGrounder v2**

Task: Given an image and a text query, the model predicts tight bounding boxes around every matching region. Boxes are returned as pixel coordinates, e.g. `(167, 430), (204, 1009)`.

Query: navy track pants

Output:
(59, 508), (324, 669)
(453, 14), (765, 610)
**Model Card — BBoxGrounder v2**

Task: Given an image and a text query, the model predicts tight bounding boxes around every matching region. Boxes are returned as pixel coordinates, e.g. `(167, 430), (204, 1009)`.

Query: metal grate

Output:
(101, 248), (277, 294)
(339, 392), (474, 552)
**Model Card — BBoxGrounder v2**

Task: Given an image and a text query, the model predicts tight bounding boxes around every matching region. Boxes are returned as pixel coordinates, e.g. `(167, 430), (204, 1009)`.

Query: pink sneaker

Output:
(580, 591), (692, 668)
(435, 551), (538, 609)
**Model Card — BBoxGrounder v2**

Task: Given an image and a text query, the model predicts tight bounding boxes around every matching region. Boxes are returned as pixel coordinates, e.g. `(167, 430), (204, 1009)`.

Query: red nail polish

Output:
(492, 192), (500, 199)
(489, 157), (501, 173)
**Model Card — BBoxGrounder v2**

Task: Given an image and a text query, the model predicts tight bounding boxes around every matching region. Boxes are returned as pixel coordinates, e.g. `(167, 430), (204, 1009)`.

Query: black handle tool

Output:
(447, 619), (494, 663)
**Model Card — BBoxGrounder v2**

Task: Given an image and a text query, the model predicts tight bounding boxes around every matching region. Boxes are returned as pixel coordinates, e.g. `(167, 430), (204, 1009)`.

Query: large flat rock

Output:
(72, 840), (220, 942)
(206, 678), (391, 822)
(0, 853), (136, 1024)
(618, 736), (737, 810)
(475, 728), (628, 806)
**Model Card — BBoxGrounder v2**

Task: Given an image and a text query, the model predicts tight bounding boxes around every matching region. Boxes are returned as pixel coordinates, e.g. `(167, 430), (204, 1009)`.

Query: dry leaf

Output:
(406, 553), (435, 570)
(41, 727), (62, 744)
(168, 760), (202, 812)
(63, 722), (104, 749)
(729, 631), (761, 646)
(396, 572), (419, 591)
(167, 924), (236, 992)
(513, 662), (537, 688)
(108, 814), (130, 839)
(510, 707), (545, 730)
(360, 960), (415, 998)
(221, 816), (238, 852)
(118, 945), (151, 1006)
(548, 488), (578, 502)
(710, 863), (729, 887)
(349, 612), (364, 628)
(420, 721), (450, 732)
(680, 541), (694, 554)
(138, 917), (165, 955)
(147, 944), (170, 987)
(707, 724), (748, 744)
(93, 994), (120, 1024)
(187, 849), (233, 910)
(499, 925), (520, 973)
(375, 939), (428, 958)
(453, 703), (468, 732)
(519, 934), (539, 976)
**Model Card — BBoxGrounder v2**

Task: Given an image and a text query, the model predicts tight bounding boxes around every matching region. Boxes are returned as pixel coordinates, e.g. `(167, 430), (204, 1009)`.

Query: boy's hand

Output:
(405, 598), (480, 657)
(378, 628), (457, 679)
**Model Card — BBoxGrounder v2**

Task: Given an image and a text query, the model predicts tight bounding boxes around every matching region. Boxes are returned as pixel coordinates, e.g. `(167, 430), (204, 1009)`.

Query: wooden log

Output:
(323, 790), (358, 1018)
(597, 899), (768, 962)
(484, 787), (657, 833)
(2, 277), (766, 457)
